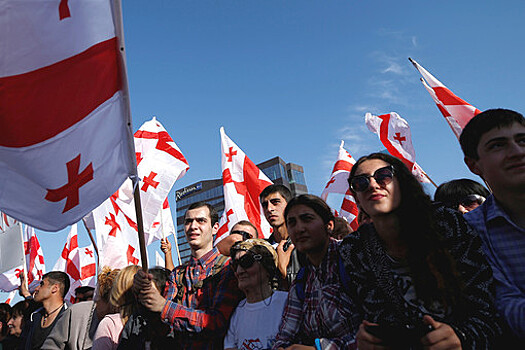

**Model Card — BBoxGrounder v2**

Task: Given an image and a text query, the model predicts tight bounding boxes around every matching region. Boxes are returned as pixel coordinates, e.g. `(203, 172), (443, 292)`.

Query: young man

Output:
(216, 220), (258, 256)
(134, 201), (243, 349)
(460, 108), (525, 339)
(260, 184), (304, 290)
(20, 271), (70, 349)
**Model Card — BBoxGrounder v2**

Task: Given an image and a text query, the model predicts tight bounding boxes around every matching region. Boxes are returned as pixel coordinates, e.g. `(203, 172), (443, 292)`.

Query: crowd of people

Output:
(0, 108), (524, 349)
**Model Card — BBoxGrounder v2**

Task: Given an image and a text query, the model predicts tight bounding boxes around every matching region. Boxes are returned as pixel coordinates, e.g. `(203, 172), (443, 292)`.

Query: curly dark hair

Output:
(348, 153), (463, 308)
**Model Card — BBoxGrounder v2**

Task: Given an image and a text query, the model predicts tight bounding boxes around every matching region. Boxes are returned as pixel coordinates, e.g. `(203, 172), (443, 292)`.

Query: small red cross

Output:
(105, 213), (120, 237)
(84, 248), (94, 258)
(15, 268), (23, 279)
(45, 154), (94, 213)
(127, 245), (139, 265)
(325, 177), (336, 188)
(59, 0), (71, 20)
(393, 132), (406, 145)
(225, 147), (237, 162)
(141, 171), (160, 192)
(136, 152), (143, 166)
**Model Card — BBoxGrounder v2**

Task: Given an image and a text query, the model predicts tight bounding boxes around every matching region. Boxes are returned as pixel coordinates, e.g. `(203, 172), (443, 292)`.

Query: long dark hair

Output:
(349, 153), (463, 308)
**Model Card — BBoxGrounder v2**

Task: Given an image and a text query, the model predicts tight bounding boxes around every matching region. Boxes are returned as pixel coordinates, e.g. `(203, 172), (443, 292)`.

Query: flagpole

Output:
(423, 172), (438, 188)
(20, 224), (29, 292)
(81, 218), (99, 267)
(113, 0), (148, 271)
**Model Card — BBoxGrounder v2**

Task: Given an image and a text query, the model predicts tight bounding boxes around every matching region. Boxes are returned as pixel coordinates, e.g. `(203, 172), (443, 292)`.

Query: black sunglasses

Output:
(230, 230), (253, 240)
(445, 194), (485, 209)
(349, 165), (395, 192)
(232, 253), (262, 270)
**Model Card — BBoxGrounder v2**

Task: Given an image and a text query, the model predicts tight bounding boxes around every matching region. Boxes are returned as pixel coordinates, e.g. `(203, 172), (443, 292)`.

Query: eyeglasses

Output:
(446, 194), (485, 209)
(230, 230), (253, 240)
(232, 253), (262, 270)
(349, 165), (395, 192)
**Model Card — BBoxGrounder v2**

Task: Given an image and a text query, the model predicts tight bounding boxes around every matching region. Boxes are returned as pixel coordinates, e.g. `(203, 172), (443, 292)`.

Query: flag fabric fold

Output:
(216, 127), (273, 245)
(0, 0), (134, 231)
(409, 58), (481, 139)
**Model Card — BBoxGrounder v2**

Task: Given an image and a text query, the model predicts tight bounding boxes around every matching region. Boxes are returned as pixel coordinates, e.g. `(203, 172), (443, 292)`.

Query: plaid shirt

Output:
(161, 248), (244, 349)
(273, 240), (357, 350)
(465, 195), (525, 338)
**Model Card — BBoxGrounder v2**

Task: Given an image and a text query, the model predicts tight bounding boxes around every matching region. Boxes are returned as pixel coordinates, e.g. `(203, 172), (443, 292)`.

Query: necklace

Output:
(42, 304), (63, 326)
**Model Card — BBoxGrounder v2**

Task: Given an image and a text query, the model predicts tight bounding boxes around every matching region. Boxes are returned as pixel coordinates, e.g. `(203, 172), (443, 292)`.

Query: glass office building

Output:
(173, 156), (308, 262)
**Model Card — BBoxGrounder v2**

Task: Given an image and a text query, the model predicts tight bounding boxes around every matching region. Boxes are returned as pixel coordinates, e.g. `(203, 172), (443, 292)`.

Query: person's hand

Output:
(138, 280), (167, 313)
(132, 269), (153, 295)
(276, 240), (294, 278)
(160, 238), (172, 254)
(279, 345), (315, 350)
(18, 271), (31, 298)
(421, 315), (462, 350)
(356, 320), (390, 350)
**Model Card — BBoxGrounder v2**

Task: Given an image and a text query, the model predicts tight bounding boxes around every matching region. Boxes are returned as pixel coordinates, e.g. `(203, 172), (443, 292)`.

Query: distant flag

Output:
(0, 0), (135, 231)
(93, 118), (188, 268)
(67, 244), (97, 303)
(409, 58), (481, 139)
(216, 128), (273, 245)
(365, 112), (433, 185)
(321, 141), (359, 231)
(23, 226), (46, 290)
(0, 212), (16, 232)
(0, 223), (26, 292)
(4, 290), (16, 305)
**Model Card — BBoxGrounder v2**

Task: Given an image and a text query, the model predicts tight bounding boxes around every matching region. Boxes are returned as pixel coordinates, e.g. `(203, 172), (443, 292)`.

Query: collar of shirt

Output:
(188, 248), (219, 270)
(484, 194), (525, 232)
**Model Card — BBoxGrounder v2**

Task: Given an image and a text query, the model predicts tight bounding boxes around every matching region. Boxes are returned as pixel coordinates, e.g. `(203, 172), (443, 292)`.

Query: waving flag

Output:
(321, 141), (359, 231)
(409, 58), (481, 139)
(23, 226), (46, 290)
(93, 118), (188, 268)
(0, 0), (134, 231)
(216, 128), (273, 245)
(0, 212), (17, 232)
(0, 223), (26, 292)
(365, 112), (431, 184)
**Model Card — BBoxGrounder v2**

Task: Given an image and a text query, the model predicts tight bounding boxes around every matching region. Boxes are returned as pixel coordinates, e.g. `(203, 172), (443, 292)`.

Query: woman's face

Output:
(286, 204), (332, 256)
(232, 251), (269, 293)
(352, 159), (401, 218)
(7, 314), (23, 337)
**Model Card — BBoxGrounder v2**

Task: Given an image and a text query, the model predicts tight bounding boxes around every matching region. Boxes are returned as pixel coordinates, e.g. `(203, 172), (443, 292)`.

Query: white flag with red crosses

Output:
(216, 127), (273, 245)
(365, 112), (431, 184)
(321, 141), (359, 231)
(409, 58), (481, 139)
(93, 118), (188, 268)
(0, 223), (26, 292)
(24, 226), (46, 290)
(0, 0), (135, 231)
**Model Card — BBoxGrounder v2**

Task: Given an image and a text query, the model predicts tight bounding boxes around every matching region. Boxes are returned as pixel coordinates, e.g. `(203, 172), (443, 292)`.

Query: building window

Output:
(288, 169), (307, 186)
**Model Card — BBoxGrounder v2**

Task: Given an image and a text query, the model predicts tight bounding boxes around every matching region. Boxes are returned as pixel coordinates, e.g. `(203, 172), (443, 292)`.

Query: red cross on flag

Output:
(3, 291), (16, 305)
(321, 141), (359, 231)
(409, 58), (481, 139)
(0, 0), (135, 231)
(23, 226), (46, 290)
(0, 212), (17, 232)
(216, 128), (273, 245)
(365, 112), (431, 184)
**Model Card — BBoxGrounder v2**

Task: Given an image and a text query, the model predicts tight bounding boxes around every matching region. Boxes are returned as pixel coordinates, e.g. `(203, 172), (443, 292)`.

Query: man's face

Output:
(261, 192), (287, 228)
(33, 278), (56, 303)
(465, 123), (525, 194)
(230, 223), (257, 240)
(184, 206), (217, 251)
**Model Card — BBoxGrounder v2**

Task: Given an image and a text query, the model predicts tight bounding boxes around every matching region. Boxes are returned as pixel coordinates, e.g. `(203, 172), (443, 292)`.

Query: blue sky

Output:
(4, 0), (525, 300)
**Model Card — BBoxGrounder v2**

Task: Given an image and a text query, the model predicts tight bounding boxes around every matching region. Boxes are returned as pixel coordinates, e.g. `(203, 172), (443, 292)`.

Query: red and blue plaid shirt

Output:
(161, 248), (244, 349)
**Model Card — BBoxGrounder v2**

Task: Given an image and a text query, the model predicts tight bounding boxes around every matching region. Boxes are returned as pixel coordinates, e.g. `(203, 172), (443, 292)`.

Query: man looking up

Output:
(134, 201), (243, 349)
(260, 185), (303, 290)
(460, 108), (525, 340)
(20, 271), (69, 349)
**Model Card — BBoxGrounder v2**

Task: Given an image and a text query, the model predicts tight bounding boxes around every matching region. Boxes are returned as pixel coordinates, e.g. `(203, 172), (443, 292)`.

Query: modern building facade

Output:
(173, 156), (308, 262)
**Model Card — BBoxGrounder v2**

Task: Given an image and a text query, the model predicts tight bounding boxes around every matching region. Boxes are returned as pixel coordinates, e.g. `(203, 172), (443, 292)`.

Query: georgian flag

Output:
(409, 58), (481, 139)
(23, 226), (46, 290)
(321, 141), (359, 231)
(0, 223), (26, 292)
(93, 118), (188, 268)
(216, 128), (273, 245)
(0, 0), (135, 231)
(365, 112), (431, 184)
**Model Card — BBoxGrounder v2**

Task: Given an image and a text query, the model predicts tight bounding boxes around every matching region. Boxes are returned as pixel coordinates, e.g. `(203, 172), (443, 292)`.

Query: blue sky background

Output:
(4, 0), (525, 301)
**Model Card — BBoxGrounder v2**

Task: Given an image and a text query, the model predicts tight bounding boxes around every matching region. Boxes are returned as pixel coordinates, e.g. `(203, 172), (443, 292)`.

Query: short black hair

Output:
(43, 271), (70, 298)
(185, 201), (219, 225)
(434, 179), (490, 206)
(259, 184), (292, 203)
(231, 220), (259, 238)
(284, 194), (335, 225)
(459, 108), (525, 159)
(11, 300), (30, 318)
(0, 303), (11, 337)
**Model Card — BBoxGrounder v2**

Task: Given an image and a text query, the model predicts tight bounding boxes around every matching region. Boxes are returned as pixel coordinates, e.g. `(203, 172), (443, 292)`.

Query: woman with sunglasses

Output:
(434, 179), (489, 214)
(339, 153), (500, 349)
(273, 194), (358, 350)
(224, 239), (288, 350)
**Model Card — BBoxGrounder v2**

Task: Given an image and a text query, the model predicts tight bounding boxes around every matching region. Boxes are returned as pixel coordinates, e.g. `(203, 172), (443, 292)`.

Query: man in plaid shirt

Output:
(134, 201), (244, 349)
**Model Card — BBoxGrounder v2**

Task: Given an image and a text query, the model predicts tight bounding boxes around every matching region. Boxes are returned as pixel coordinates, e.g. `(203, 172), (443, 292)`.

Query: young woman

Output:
(434, 178), (489, 214)
(273, 194), (358, 350)
(339, 153), (500, 349)
(224, 239), (287, 350)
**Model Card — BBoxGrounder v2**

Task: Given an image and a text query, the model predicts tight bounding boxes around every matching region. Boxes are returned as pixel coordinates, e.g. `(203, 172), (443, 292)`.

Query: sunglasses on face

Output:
(446, 194), (485, 209)
(230, 230), (253, 240)
(232, 253), (262, 270)
(349, 165), (395, 192)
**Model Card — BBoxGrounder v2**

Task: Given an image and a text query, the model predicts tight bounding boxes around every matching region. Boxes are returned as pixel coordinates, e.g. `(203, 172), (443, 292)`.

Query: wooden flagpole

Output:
(423, 172), (438, 188)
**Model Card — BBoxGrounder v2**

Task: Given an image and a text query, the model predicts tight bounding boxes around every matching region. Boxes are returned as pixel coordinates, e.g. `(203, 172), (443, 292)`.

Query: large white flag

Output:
(409, 58), (481, 139)
(0, 223), (26, 292)
(365, 112), (431, 184)
(216, 128), (273, 244)
(0, 0), (134, 231)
